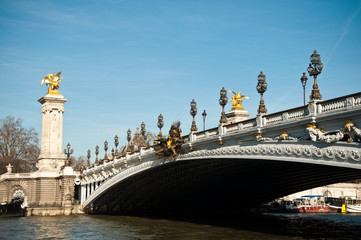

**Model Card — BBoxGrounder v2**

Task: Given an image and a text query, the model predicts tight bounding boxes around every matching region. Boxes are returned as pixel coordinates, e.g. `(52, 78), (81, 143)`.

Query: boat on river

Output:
(264, 196), (361, 213)
(294, 195), (330, 213)
(328, 198), (361, 213)
(263, 195), (330, 213)
(346, 205), (361, 213)
(0, 197), (26, 217)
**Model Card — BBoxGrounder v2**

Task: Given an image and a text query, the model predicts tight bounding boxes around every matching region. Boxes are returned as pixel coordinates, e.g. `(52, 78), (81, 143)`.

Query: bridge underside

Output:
(90, 159), (361, 217)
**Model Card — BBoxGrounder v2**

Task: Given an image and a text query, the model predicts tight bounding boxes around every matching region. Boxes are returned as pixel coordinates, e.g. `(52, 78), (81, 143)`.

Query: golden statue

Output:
(229, 90), (249, 110)
(41, 72), (62, 95)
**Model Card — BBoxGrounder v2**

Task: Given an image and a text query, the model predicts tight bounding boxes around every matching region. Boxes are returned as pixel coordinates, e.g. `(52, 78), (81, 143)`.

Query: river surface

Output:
(0, 213), (361, 240)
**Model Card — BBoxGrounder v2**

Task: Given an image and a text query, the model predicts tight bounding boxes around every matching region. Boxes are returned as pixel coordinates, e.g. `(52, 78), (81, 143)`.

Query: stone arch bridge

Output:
(76, 93), (361, 216)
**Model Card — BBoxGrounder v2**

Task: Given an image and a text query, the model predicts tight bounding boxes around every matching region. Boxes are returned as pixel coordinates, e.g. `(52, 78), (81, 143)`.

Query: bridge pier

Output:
(0, 91), (76, 216)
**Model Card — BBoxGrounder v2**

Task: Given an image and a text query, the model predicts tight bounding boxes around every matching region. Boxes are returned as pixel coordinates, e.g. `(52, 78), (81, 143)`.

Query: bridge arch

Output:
(82, 153), (361, 216)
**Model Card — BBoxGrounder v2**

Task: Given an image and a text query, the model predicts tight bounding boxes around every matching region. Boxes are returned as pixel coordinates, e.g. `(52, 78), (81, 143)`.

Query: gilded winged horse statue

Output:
(41, 72), (63, 94)
(229, 90), (249, 110)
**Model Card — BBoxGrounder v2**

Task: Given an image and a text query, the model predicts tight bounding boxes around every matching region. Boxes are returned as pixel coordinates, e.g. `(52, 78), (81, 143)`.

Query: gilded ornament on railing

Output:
(254, 132), (272, 142)
(254, 133), (264, 141)
(274, 131), (298, 140)
(254, 130), (298, 142)
(41, 72), (63, 95)
(279, 131), (290, 140)
(229, 90), (249, 110)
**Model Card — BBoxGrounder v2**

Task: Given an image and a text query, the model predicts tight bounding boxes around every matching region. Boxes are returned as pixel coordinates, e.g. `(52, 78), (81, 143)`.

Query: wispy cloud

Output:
(325, 2), (361, 67)
(7, 0), (115, 31)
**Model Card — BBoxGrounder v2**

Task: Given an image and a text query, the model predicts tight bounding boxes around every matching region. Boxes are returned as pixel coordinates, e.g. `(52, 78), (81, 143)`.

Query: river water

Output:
(0, 213), (361, 240)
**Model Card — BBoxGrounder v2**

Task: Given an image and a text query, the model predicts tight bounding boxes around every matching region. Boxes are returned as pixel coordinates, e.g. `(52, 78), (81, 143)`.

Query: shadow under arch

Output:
(89, 158), (361, 218)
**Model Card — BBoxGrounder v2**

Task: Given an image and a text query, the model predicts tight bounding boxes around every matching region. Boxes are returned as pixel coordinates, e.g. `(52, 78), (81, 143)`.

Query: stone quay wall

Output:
(0, 171), (75, 216)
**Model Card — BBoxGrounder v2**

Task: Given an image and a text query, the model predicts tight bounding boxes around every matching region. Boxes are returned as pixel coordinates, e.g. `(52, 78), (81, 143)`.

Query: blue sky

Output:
(1, 0), (361, 161)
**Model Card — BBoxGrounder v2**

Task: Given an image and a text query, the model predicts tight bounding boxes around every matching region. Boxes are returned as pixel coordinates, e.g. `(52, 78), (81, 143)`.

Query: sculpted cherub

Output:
(306, 123), (325, 142)
(344, 120), (361, 142)
(306, 123), (344, 143)
(41, 72), (63, 94)
(229, 90), (249, 110)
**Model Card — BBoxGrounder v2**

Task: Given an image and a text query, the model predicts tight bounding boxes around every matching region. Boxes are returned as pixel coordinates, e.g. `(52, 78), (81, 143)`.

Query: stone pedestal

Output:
(37, 94), (68, 172)
(226, 109), (251, 124)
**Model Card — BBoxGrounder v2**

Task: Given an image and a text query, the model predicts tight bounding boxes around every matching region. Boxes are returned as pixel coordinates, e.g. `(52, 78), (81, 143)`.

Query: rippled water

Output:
(0, 213), (361, 240)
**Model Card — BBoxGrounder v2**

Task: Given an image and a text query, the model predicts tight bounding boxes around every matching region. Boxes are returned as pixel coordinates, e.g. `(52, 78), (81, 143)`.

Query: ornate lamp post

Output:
(126, 129), (131, 152)
(63, 143), (74, 166)
(307, 50), (323, 101)
(202, 110), (207, 131)
(300, 72), (308, 106)
(256, 71), (268, 115)
(87, 149), (91, 168)
(95, 145), (99, 165)
(141, 122), (146, 136)
(190, 99), (198, 132)
(114, 135), (119, 155)
(104, 140), (109, 162)
(157, 114), (164, 138)
(141, 122), (146, 146)
(219, 87), (228, 124)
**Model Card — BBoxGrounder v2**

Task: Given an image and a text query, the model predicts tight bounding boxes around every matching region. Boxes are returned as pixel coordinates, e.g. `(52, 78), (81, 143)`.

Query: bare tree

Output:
(72, 156), (86, 171)
(0, 116), (40, 174)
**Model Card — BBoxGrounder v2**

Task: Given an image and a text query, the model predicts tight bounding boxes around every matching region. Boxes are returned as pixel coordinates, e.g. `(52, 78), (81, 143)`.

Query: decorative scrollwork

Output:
(325, 149), (334, 159)
(178, 144), (358, 165)
(285, 147), (293, 155)
(268, 147), (275, 154)
(276, 147), (283, 154)
(351, 150), (361, 161)
(259, 147), (266, 154)
(335, 150), (347, 160)
(313, 148), (323, 158)
(303, 148), (312, 156)
(293, 147), (302, 156)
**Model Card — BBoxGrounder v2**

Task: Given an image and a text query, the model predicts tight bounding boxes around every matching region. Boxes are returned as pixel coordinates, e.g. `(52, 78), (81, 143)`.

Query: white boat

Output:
(327, 197), (361, 213)
(346, 205), (361, 213)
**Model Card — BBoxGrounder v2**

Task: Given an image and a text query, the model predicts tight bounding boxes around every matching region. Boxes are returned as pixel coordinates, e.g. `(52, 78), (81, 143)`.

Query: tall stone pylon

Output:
(37, 72), (68, 172)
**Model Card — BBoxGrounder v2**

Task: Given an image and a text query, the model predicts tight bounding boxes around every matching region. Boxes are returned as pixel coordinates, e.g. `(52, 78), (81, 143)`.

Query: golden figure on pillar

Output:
(229, 90), (249, 110)
(41, 72), (63, 95)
